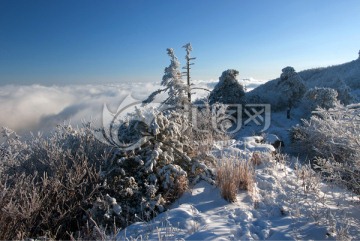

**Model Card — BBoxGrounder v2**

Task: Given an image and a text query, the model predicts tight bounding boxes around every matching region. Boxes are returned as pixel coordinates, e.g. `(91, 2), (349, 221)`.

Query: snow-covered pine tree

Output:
(209, 69), (246, 105)
(143, 48), (188, 108)
(277, 66), (306, 118)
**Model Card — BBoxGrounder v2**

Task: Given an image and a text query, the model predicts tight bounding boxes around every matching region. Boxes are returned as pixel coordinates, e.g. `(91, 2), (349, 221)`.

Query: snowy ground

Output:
(117, 136), (360, 241)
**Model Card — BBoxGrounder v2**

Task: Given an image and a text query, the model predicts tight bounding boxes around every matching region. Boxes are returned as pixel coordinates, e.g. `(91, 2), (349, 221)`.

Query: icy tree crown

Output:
(280, 66), (296, 80)
(162, 48), (181, 86)
(143, 48), (187, 106)
(162, 48), (187, 106)
(277, 66), (307, 108)
(183, 43), (192, 58)
(209, 69), (245, 104)
(219, 69), (239, 84)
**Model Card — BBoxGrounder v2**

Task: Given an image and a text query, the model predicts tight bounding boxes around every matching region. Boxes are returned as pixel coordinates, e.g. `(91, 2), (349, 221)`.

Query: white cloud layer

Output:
(0, 83), (159, 136)
(0, 79), (265, 137)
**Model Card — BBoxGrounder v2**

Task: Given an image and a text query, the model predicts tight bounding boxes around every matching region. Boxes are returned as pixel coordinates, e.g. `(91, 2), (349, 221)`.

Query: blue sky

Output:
(0, 0), (360, 85)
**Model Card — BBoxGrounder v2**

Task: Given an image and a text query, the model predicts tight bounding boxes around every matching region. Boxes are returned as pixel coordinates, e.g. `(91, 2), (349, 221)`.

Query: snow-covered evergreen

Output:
(246, 66), (306, 112)
(209, 69), (246, 105)
(143, 48), (188, 107)
(277, 66), (307, 110)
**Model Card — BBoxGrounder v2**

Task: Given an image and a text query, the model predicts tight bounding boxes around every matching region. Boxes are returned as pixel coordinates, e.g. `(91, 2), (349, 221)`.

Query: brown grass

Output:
(216, 157), (254, 202)
(251, 152), (262, 166)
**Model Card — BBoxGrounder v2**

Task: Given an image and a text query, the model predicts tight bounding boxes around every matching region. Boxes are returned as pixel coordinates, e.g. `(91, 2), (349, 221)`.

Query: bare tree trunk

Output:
(287, 107), (291, 119)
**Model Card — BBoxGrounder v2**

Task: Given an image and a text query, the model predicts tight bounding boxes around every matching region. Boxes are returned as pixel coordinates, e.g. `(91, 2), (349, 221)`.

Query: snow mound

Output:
(239, 136), (276, 153)
(263, 134), (279, 144)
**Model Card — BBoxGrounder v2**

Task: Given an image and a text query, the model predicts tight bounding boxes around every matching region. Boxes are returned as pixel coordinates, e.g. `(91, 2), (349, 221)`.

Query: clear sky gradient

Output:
(1, 0), (360, 85)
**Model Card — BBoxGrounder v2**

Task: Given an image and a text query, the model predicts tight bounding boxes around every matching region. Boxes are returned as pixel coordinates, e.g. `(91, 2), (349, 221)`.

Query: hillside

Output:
(247, 57), (360, 108)
(299, 58), (360, 90)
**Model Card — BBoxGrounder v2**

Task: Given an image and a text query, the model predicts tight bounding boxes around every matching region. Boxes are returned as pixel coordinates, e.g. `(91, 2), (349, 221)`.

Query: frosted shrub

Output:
(302, 87), (339, 115)
(291, 104), (360, 193)
(0, 127), (28, 175)
(314, 77), (355, 105)
(0, 124), (108, 240)
(191, 101), (230, 153)
(294, 162), (322, 194)
(334, 78), (353, 105)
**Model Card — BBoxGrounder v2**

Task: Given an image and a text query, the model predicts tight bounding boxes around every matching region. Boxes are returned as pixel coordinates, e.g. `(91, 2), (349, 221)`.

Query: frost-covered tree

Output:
(143, 48), (187, 107)
(209, 69), (246, 105)
(303, 87), (339, 112)
(277, 66), (306, 118)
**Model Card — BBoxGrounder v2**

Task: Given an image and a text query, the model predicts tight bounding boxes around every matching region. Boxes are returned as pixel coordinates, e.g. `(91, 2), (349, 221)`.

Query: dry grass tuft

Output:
(251, 152), (262, 166)
(216, 157), (254, 202)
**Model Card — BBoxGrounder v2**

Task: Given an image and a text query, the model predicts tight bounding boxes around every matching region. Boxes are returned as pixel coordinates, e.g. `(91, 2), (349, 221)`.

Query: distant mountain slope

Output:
(247, 57), (360, 108)
(299, 58), (360, 89)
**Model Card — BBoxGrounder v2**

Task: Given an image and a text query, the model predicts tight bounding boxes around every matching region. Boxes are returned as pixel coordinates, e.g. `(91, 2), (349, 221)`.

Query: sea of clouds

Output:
(0, 79), (265, 138)
(0, 83), (155, 136)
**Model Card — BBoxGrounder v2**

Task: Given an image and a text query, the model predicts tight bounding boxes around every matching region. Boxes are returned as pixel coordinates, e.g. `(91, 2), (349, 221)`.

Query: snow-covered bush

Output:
(333, 78), (353, 105)
(277, 66), (307, 114)
(302, 87), (339, 115)
(291, 104), (360, 193)
(209, 69), (246, 105)
(191, 101), (231, 149)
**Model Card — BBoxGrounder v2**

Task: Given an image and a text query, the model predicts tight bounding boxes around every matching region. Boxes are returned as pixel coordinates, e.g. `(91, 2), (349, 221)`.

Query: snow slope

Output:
(247, 58), (360, 108)
(117, 137), (360, 241)
(299, 59), (360, 90)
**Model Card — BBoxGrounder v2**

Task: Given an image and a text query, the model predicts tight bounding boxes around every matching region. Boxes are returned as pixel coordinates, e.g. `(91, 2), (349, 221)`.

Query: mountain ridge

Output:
(247, 56), (360, 108)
